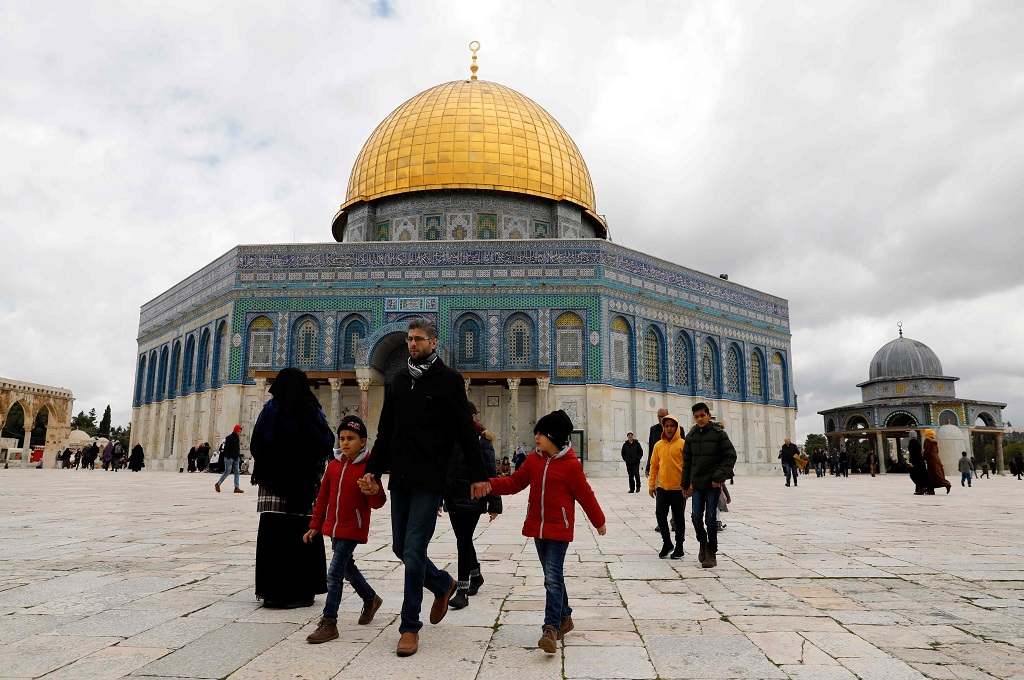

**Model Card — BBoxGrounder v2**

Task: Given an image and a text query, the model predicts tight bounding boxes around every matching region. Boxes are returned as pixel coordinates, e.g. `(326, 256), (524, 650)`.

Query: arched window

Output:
(145, 351), (157, 404)
(505, 315), (533, 367)
(554, 312), (584, 379)
(455, 316), (482, 367)
(674, 331), (692, 389)
(169, 341), (181, 398)
(749, 350), (764, 398)
(212, 322), (228, 388)
(247, 316), (274, 369)
(769, 352), (786, 403)
(135, 355), (147, 406)
(182, 336), (196, 394)
(701, 340), (719, 395)
(609, 316), (631, 382)
(196, 329), (210, 391)
(156, 347), (169, 401)
(644, 328), (662, 383)
(294, 318), (319, 366)
(725, 345), (741, 395)
(340, 316), (367, 366)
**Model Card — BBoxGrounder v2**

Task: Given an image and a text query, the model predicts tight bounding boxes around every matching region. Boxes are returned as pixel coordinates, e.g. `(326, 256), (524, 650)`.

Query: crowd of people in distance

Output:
(58, 441), (144, 471)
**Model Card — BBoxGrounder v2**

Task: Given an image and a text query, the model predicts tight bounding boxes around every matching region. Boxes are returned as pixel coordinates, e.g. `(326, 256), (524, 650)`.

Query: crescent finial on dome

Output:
(469, 41), (480, 80)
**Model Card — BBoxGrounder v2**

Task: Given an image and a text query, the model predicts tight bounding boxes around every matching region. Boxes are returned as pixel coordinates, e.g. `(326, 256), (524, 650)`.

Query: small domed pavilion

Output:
(818, 327), (1008, 473)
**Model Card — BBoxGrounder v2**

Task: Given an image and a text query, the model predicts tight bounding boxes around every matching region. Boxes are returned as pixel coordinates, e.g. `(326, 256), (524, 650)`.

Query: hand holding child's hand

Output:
(597, 524), (607, 536)
(358, 474), (379, 495)
(470, 481), (492, 499)
(302, 529), (318, 543)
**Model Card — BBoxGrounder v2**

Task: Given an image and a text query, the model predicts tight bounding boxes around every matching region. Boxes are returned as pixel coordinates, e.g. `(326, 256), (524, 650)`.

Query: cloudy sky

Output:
(2, 0), (1021, 438)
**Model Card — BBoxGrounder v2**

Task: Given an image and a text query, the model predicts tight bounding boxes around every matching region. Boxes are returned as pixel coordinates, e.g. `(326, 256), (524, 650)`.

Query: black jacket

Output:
(445, 432), (502, 514)
(222, 432), (240, 459)
(367, 356), (485, 493)
(621, 440), (643, 466)
(681, 423), (737, 490)
(647, 422), (662, 469)
(779, 442), (799, 466)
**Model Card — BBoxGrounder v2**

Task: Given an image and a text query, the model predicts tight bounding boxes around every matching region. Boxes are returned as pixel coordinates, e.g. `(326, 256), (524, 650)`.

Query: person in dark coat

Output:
(838, 449), (850, 477)
(187, 445), (198, 472)
(101, 442), (114, 471)
(128, 443), (145, 471)
(907, 433), (927, 494)
(681, 403), (736, 569)
(646, 409), (667, 477)
(61, 448), (72, 469)
(443, 406), (502, 610)
(362, 317), (488, 657)
(778, 439), (800, 487)
(621, 432), (644, 493)
(250, 367), (334, 610)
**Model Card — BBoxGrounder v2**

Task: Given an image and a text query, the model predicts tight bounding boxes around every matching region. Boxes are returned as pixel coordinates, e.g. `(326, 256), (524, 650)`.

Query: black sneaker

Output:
(659, 544), (673, 559)
(468, 570), (484, 596)
(448, 589), (469, 610)
(670, 545), (685, 559)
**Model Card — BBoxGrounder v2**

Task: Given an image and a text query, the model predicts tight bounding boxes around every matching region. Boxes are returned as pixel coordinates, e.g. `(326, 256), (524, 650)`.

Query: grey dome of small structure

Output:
(868, 336), (944, 380)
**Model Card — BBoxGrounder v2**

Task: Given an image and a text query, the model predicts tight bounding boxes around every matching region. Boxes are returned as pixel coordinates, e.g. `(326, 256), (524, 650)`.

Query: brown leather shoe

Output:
(306, 617), (338, 644)
(538, 625), (559, 653)
(214, 483), (221, 493)
(701, 551), (717, 569)
(698, 541), (707, 563)
(358, 595), (383, 625)
(558, 616), (574, 639)
(396, 631), (418, 656)
(429, 577), (457, 624)
(234, 487), (244, 493)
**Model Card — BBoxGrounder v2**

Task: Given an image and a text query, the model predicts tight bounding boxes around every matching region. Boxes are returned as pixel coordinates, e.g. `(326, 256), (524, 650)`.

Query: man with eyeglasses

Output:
(681, 402), (736, 569)
(362, 317), (490, 657)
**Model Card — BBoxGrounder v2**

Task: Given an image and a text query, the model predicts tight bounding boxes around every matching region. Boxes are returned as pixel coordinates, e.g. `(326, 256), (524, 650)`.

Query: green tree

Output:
(99, 406), (112, 437)
(70, 410), (97, 435)
(2, 403), (25, 443)
(111, 424), (131, 450)
(803, 433), (827, 455)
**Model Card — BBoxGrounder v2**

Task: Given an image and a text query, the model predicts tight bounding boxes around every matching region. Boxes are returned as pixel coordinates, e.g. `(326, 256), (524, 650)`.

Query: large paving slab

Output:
(0, 468), (1022, 679)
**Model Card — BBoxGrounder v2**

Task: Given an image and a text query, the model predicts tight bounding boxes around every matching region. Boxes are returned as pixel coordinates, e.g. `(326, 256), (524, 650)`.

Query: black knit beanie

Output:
(534, 410), (574, 448)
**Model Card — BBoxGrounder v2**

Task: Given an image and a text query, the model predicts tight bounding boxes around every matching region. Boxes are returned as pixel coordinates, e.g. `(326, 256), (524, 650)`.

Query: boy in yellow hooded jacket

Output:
(648, 414), (686, 559)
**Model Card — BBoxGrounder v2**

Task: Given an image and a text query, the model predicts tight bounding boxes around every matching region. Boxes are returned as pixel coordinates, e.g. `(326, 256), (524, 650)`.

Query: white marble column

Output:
(328, 378), (343, 442)
(357, 378), (372, 422)
(874, 431), (886, 475)
(507, 378), (521, 459)
(464, 378), (471, 393)
(536, 377), (550, 415)
(995, 433), (1005, 475)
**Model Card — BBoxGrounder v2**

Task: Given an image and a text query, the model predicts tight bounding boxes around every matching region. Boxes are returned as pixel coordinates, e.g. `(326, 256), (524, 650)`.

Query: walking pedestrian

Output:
(980, 458), (990, 478)
(908, 432), (927, 494)
(648, 414), (686, 559)
(922, 429), (951, 494)
(128, 443), (145, 471)
(304, 415), (386, 644)
(646, 408), (667, 477)
(443, 404), (501, 610)
(681, 403), (737, 569)
(215, 425), (244, 493)
(101, 441), (114, 471)
(812, 449), (824, 477)
(958, 451), (972, 487)
(779, 438), (799, 487)
(621, 432), (644, 493)
(361, 317), (489, 657)
(839, 449), (850, 477)
(251, 367), (334, 609)
(486, 409), (607, 654)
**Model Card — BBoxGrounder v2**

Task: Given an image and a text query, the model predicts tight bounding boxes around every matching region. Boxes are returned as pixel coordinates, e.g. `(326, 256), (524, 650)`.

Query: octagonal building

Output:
(132, 69), (796, 475)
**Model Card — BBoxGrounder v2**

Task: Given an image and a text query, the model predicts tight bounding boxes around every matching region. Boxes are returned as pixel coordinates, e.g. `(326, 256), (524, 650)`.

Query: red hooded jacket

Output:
(310, 449), (386, 543)
(489, 445), (605, 542)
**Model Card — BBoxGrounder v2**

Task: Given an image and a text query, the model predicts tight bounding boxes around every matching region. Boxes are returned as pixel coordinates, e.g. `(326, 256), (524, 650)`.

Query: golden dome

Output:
(340, 79), (600, 222)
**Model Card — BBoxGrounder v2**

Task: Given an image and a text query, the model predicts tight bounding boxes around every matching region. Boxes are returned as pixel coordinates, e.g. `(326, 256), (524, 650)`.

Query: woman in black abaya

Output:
(250, 367), (334, 608)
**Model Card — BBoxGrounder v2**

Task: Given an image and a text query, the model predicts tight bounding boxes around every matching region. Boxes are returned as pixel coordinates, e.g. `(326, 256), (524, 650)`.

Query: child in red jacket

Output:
(303, 416), (386, 644)
(487, 410), (606, 654)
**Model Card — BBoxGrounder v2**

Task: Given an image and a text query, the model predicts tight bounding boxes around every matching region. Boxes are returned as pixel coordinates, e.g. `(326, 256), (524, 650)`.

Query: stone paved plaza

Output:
(1, 468), (1023, 680)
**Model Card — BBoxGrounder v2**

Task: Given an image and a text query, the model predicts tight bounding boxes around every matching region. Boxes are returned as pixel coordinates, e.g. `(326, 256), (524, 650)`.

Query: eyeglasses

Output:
(406, 336), (431, 343)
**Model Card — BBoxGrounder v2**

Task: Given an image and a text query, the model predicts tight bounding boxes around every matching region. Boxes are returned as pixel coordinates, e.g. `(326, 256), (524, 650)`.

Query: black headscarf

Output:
(251, 367), (334, 513)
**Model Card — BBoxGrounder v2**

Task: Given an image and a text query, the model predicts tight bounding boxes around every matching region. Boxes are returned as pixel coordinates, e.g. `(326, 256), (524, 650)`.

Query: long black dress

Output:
(907, 437), (927, 494)
(250, 367), (334, 607)
(128, 445), (145, 472)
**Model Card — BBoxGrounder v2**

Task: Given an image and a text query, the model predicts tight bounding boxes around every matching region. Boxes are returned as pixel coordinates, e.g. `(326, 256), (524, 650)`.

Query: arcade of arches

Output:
(0, 378), (74, 468)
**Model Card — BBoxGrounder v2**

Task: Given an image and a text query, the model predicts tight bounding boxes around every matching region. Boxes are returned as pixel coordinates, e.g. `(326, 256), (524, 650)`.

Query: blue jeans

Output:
(534, 538), (571, 629)
(815, 462), (823, 477)
(390, 488), (452, 634)
(690, 487), (721, 553)
(322, 537), (375, 622)
(217, 457), (240, 489)
(961, 472), (971, 487)
(783, 464), (798, 485)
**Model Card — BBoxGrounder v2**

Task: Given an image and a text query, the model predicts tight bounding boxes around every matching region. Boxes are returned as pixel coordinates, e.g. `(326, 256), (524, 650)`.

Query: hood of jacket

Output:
(660, 415), (682, 444)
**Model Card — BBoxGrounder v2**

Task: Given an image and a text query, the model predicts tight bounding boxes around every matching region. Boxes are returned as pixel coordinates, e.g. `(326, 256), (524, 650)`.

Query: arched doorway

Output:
(383, 343), (409, 385)
(31, 405), (49, 448)
(2, 401), (26, 446)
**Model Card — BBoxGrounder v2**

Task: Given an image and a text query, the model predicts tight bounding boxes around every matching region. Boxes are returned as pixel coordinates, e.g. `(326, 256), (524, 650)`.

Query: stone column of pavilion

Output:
(506, 378), (520, 459)
(357, 378), (371, 423)
(995, 433), (1005, 475)
(536, 377), (550, 415)
(328, 378), (343, 444)
(874, 431), (887, 475)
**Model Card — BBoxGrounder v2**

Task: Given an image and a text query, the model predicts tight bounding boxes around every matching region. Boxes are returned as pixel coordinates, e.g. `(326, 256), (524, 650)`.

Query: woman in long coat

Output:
(922, 429), (951, 494)
(250, 367), (334, 609)
(907, 433), (927, 495)
(128, 443), (145, 472)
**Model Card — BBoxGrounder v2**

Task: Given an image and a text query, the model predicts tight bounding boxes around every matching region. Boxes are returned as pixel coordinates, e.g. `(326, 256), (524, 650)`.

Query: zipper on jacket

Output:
(539, 456), (552, 538)
(561, 506), (569, 529)
(355, 508), (362, 529)
(332, 458), (348, 536)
